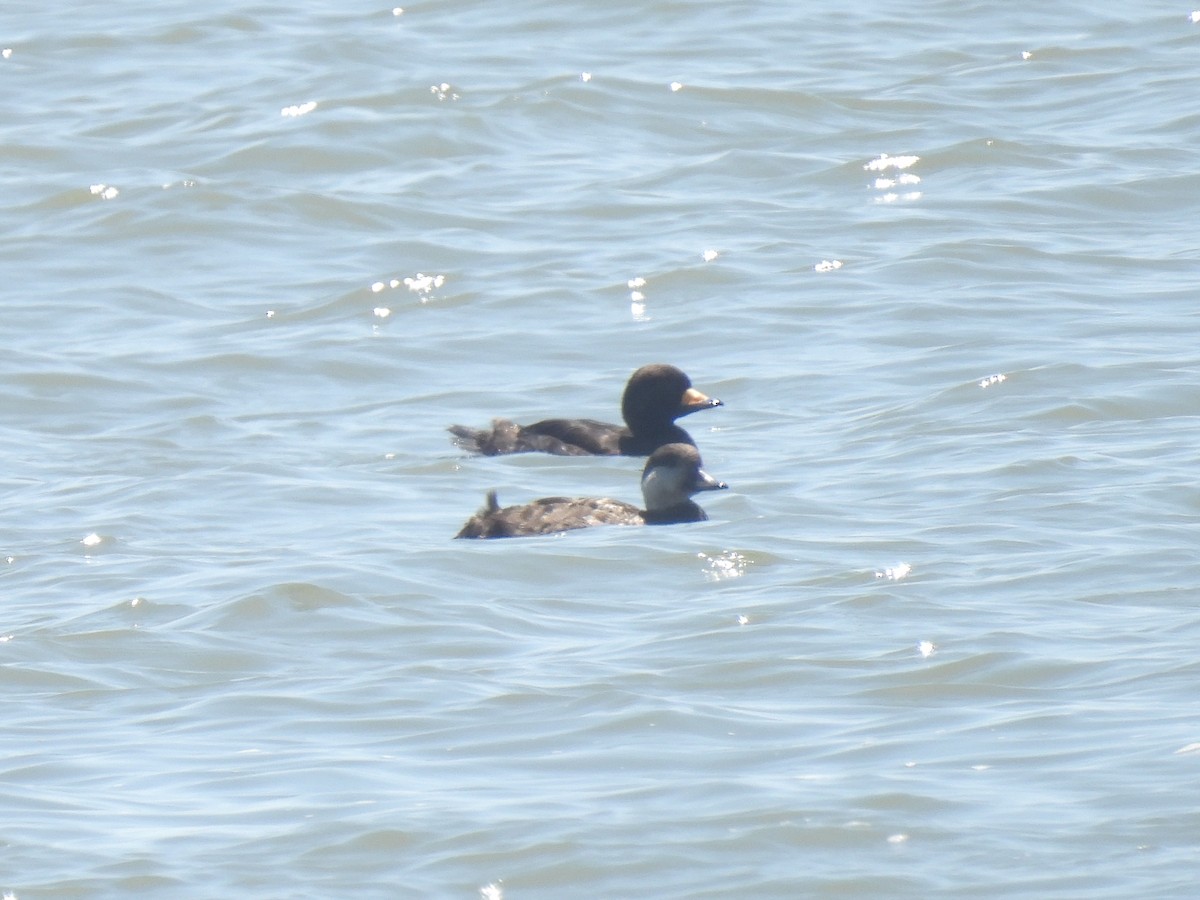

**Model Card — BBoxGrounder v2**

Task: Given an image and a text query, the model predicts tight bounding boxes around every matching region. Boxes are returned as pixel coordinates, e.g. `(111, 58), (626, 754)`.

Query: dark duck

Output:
(448, 364), (722, 457)
(455, 443), (728, 539)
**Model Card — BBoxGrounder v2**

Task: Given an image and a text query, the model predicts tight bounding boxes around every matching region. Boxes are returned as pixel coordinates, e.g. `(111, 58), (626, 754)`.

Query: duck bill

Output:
(692, 468), (729, 492)
(678, 387), (723, 417)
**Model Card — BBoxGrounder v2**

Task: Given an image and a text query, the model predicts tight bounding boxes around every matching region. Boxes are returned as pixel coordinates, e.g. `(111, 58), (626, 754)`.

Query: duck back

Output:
(449, 418), (625, 456)
(455, 491), (644, 538)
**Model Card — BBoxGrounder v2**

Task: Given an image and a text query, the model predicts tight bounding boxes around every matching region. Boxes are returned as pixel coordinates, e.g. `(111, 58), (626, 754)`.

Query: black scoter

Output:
(455, 443), (728, 539)
(448, 364), (722, 457)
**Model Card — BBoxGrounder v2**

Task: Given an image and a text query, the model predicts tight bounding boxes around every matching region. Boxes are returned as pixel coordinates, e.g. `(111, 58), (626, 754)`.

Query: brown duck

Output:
(455, 443), (728, 539)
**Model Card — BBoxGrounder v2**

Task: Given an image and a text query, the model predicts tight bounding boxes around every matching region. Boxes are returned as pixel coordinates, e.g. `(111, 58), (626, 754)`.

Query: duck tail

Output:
(454, 489), (503, 539)
(448, 423), (487, 454)
(448, 419), (524, 455)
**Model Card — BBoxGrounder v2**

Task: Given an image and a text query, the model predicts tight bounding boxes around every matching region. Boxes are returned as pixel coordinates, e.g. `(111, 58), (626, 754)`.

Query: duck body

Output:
(448, 364), (721, 457)
(454, 493), (647, 538)
(455, 443), (727, 539)
(449, 417), (697, 457)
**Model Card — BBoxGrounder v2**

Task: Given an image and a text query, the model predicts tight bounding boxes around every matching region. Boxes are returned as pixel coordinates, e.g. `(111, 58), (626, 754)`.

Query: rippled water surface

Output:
(4, 1), (1200, 897)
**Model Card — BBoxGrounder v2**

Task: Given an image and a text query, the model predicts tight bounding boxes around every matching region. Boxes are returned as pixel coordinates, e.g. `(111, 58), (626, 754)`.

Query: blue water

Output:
(3, 1), (1200, 897)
